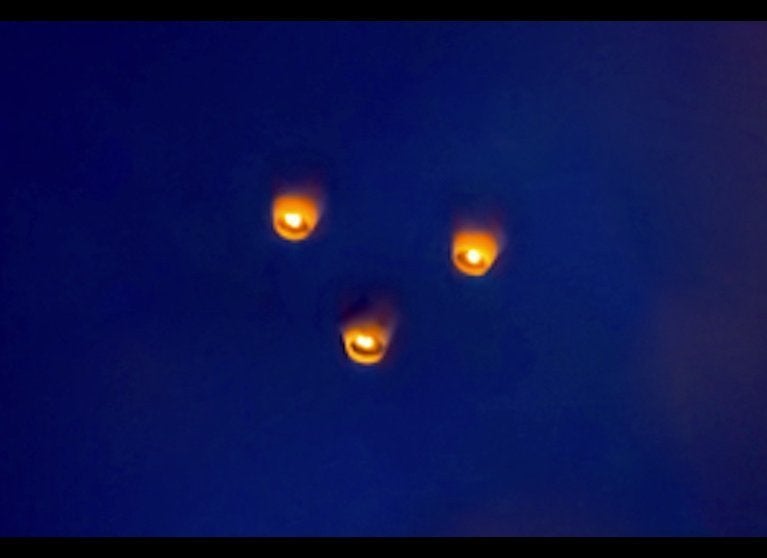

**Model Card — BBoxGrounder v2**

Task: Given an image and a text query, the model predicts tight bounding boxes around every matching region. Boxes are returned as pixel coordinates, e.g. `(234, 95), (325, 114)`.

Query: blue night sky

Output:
(1, 21), (767, 536)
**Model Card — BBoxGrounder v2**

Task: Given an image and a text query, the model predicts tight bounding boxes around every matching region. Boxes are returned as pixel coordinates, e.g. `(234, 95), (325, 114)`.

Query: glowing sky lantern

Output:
(340, 305), (396, 366)
(452, 228), (501, 276)
(272, 192), (322, 242)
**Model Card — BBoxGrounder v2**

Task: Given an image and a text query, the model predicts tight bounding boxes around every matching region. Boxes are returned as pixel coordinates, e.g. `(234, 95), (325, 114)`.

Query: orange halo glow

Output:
(272, 193), (322, 241)
(452, 229), (501, 276)
(341, 319), (393, 366)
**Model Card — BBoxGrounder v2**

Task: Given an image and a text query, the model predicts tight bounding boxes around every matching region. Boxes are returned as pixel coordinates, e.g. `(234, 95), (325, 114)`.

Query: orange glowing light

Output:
(341, 320), (392, 366)
(272, 193), (321, 241)
(452, 229), (500, 276)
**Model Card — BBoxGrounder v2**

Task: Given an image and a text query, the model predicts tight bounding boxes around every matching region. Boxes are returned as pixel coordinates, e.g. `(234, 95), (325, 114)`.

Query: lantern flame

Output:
(465, 248), (482, 265)
(353, 334), (377, 351)
(282, 212), (304, 229)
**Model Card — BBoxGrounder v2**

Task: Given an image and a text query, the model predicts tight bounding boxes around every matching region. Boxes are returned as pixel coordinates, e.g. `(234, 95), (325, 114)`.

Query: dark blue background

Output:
(1, 22), (766, 536)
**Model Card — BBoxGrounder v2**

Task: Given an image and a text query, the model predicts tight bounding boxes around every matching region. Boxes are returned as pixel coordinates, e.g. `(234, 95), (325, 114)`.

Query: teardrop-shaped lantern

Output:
(272, 192), (322, 242)
(452, 229), (501, 276)
(339, 301), (397, 366)
(341, 320), (391, 365)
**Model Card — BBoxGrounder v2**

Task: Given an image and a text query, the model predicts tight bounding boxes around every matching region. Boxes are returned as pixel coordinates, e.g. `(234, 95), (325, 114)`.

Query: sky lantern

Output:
(339, 302), (397, 366)
(341, 321), (391, 365)
(452, 228), (502, 277)
(272, 191), (322, 242)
